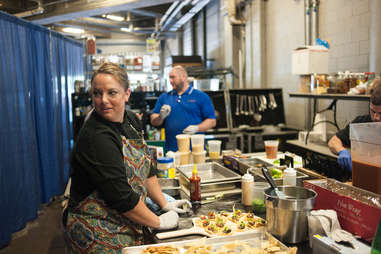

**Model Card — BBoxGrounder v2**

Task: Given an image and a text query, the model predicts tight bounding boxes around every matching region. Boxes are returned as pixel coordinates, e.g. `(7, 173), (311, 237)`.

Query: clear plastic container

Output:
(176, 134), (190, 152)
(191, 134), (205, 153)
(178, 151), (191, 165)
(192, 151), (206, 164)
(351, 122), (381, 194)
(252, 182), (270, 201)
(207, 140), (222, 159)
(264, 140), (279, 159)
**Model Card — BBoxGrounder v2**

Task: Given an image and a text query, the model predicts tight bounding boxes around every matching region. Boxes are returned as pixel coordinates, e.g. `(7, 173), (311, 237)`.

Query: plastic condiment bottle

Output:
(189, 164), (201, 204)
(242, 170), (254, 206)
(283, 168), (297, 186)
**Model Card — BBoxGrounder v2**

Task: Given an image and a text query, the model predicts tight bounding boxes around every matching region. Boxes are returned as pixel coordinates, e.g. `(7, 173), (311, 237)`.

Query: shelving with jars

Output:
(86, 52), (162, 92)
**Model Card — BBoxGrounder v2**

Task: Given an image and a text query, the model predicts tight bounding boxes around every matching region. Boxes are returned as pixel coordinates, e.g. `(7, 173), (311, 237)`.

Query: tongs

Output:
(261, 167), (289, 199)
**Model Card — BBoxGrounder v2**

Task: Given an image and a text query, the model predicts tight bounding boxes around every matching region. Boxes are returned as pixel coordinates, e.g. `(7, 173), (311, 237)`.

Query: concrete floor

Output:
(0, 198), (67, 254)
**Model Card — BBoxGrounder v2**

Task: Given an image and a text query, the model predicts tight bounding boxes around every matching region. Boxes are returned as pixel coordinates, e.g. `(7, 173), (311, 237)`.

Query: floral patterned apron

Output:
(65, 137), (153, 254)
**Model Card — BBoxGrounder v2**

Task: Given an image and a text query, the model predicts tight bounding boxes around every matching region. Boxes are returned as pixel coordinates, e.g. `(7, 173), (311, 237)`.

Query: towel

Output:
(308, 209), (356, 247)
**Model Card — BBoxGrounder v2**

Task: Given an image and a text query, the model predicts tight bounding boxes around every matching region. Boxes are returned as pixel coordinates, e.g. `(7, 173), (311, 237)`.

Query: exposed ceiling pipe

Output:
(225, 0), (245, 25)
(304, 0), (312, 45)
(29, 0), (177, 25)
(160, 0), (190, 31)
(311, 0), (319, 44)
(169, 0), (210, 31)
(15, 0), (44, 18)
(159, 1), (180, 28)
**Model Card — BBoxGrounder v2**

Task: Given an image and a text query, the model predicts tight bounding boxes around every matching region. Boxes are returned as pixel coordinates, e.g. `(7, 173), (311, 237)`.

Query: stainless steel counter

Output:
(150, 194), (313, 254)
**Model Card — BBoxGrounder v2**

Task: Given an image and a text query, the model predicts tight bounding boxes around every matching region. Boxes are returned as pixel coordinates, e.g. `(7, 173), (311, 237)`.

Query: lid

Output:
(157, 157), (174, 163)
(284, 168), (296, 176)
(242, 170), (254, 181)
(193, 164), (198, 175)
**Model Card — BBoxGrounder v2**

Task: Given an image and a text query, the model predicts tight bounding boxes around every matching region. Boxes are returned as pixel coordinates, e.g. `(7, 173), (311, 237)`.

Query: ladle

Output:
(261, 167), (293, 199)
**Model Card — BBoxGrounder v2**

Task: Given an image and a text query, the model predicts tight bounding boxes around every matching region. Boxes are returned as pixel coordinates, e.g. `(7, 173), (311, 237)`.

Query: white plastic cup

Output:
(264, 140), (279, 159)
(252, 182), (270, 201)
(176, 134), (190, 152)
(207, 140), (222, 159)
(191, 134), (205, 153)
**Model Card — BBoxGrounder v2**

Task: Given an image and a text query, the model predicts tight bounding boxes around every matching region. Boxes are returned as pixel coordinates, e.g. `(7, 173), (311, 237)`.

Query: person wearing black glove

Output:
(328, 81), (381, 172)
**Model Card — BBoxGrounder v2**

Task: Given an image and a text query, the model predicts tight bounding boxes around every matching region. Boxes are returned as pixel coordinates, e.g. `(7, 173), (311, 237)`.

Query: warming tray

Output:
(122, 232), (295, 254)
(177, 162), (241, 184)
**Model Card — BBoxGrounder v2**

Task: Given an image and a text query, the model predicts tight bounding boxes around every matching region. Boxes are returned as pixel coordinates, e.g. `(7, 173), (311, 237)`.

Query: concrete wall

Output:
(318, 0), (370, 132)
(260, 0), (371, 130)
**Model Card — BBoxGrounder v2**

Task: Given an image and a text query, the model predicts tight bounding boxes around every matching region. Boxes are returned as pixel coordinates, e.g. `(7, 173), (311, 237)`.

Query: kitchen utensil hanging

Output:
(268, 93), (277, 110)
(235, 94), (240, 116)
(254, 96), (262, 122)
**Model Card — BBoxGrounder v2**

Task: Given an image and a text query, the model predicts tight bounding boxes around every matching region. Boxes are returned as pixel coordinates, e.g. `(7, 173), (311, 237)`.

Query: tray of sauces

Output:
(237, 158), (308, 186)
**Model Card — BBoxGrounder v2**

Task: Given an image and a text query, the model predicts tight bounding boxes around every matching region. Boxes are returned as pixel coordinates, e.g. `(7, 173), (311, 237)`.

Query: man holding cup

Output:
(151, 66), (216, 152)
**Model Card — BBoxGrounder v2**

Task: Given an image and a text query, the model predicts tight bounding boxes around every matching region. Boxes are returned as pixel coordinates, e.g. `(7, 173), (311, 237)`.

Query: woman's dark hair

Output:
(90, 62), (129, 92)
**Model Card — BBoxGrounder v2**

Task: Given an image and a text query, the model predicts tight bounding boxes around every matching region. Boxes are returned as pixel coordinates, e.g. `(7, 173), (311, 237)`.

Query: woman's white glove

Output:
(158, 211), (179, 230)
(162, 200), (192, 214)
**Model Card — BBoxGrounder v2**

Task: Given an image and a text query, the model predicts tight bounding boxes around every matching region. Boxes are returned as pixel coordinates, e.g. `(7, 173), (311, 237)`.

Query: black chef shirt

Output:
(336, 114), (372, 148)
(69, 110), (157, 213)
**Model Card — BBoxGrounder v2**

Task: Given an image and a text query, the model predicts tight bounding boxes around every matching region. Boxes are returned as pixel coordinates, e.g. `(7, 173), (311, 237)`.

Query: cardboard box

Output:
(292, 46), (328, 75)
(304, 179), (381, 242)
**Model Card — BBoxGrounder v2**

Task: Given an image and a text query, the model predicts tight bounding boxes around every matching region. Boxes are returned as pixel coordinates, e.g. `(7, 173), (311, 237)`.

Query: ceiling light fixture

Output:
(62, 27), (85, 34)
(103, 14), (124, 22)
(121, 27), (132, 32)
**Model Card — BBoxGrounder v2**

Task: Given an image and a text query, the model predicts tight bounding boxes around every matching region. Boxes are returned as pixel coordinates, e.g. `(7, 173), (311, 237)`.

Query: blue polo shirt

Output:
(153, 85), (216, 152)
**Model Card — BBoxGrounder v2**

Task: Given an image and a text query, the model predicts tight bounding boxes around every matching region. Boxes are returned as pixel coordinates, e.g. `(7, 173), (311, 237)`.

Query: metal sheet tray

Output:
(177, 162), (241, 184)
(238, 157), (274, 168)
(122, 232), (292, 254)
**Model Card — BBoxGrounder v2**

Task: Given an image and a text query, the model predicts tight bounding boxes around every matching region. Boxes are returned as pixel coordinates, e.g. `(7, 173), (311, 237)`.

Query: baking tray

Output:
(122, 232), (293, 254)
(177, 162), (241, 184)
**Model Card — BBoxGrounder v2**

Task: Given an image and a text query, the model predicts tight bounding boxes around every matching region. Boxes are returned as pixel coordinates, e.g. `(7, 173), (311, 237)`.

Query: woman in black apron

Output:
(65, 62), (189, 253)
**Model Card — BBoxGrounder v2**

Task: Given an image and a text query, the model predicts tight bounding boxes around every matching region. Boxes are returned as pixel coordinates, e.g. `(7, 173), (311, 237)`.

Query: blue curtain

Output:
(0, 11), (84, 248)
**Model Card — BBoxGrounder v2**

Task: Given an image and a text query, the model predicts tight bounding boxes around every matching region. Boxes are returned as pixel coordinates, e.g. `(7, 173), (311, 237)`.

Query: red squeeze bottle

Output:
(190, 164), (201, 203)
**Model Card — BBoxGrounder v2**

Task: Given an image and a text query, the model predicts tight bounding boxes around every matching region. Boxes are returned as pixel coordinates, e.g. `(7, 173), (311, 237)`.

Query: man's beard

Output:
(174, 81), (184, 92)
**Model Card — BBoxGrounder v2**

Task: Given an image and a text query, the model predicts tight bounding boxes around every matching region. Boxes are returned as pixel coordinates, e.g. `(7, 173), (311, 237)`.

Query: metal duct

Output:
(15, 0), (44, 18)
(311, 0), (319, 44)
(304, 0), (311, 45)
(225, 0), (245, 25)
(369, 0), (381, 73)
